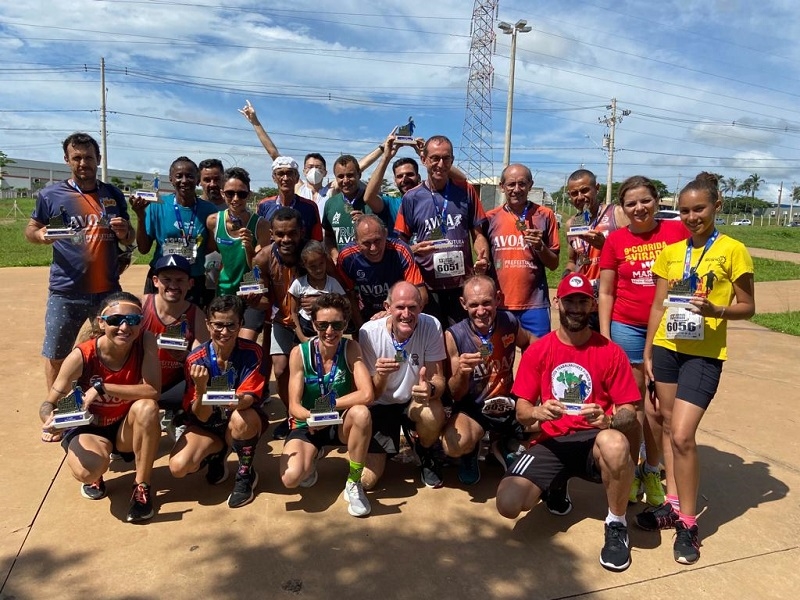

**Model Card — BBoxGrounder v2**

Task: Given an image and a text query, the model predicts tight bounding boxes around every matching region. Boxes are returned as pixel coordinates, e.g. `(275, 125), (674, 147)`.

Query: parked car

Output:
(715, 217), (726, 225)
(731, 219), (752, 226)
(787, 221), (800, 228)
(655, 210), (680, 221)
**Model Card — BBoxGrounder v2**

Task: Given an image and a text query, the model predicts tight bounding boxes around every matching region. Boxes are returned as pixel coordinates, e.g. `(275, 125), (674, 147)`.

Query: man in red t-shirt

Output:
(495, 273), (640, 572)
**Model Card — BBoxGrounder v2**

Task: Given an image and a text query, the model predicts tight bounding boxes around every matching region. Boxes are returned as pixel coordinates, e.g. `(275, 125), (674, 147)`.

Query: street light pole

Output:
(498, 19), (532, 170)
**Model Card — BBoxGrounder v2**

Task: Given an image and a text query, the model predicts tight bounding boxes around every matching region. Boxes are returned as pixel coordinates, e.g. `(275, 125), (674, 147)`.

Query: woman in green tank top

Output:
(204, 167), (271, 296)
(279, 293), (375, 517)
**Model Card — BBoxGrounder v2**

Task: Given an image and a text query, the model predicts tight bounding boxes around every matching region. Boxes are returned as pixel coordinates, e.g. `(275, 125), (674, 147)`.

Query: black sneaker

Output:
(416, 443), (443, 489)
(674, 521), (700, 564)
(599, 522), (631, 571)
(80, 477), (107, 500)
(457, 445), (481, 485)
(127, 482), (154, 523)
(544, 480), (573, 516)
(272, 419), (290, 440)
(205, 449), (229, 486)
(228, 471), (259, 508)
(636, 502), (678, 531)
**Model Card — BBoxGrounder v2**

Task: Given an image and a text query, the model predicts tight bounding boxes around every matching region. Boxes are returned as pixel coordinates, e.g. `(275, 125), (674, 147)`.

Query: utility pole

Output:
(598, 98), (631, 206)
(498, 19), (531, 169)
(100, 57), (108, 182)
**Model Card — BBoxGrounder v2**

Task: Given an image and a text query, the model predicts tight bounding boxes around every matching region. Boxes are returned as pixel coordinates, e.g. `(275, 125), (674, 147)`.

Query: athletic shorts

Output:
(270, 322), (298, 356)
(42, 290), (116, 360)
(185, 405), (269, 441)
(61, 418), (134, 462)
(368, 402), (414, 455)
(504, 429), (603, 492)
(510, 307), (551, 339)
(424, 288), (466, 329)
(651, 345), (723, 410)
(451, 397), (523, 439)
(242, 306), (266, 333)
(610, 321), (647, 364)
(286, 423), (346, 450)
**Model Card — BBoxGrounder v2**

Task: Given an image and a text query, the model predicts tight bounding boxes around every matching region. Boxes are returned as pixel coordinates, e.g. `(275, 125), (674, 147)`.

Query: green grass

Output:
(751, 311), (800, 336)
(0, 197), (152, 267)
(718, 225), (800, 253)
(752, 257), (800, 282)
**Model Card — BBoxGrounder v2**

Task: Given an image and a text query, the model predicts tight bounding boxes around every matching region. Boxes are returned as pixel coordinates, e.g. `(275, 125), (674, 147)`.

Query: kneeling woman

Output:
(280, 293), (374, 517)
(40, 292), (161, 523)
(169, 295), (266, 509)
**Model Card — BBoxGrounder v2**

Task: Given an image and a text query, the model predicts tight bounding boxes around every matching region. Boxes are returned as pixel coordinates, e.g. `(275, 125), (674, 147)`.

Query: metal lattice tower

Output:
(459, 0), (498, 181)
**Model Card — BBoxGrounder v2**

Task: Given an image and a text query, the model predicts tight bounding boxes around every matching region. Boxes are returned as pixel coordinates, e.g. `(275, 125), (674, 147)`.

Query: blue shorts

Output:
(610, 321), (647, 364)
(42, 290), (116, 360)
(511, 307), (551, 339)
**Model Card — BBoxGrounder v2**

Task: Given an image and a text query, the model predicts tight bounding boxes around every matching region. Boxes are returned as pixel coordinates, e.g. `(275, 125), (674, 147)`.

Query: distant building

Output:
(0, 158), (172, 199)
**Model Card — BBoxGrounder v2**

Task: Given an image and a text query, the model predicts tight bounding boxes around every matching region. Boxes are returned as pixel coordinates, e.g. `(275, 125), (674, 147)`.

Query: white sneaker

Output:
(342, 480), (371, 517)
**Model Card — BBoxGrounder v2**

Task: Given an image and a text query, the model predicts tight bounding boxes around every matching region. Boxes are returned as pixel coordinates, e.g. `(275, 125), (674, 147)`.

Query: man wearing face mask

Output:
(296, 153), (333, 219)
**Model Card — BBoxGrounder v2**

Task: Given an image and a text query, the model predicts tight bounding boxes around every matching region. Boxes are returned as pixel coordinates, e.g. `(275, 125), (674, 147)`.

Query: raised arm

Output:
(238, 100), (280, 161)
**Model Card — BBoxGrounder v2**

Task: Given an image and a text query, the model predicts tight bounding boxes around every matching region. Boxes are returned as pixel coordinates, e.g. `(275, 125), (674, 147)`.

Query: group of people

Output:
(29, 116), (754, 573)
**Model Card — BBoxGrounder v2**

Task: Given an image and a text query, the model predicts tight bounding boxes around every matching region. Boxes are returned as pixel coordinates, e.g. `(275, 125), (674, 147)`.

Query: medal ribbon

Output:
(208, 342), (235, 388)
(173, 198), (198, 247)
(428, 181), (450, 237)
(470, 320), (495, 351)
(390, 325), (412, 360)
(683, 229), (719, 282)
(314, 338), (343, 397)
(504, 201), (531, 229)
(68, 178), (107, 224)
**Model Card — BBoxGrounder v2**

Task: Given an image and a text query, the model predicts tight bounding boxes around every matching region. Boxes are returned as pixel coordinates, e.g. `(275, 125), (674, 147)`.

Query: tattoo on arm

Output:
(610, 408), (637, 432)
(40, 401), (55, 421)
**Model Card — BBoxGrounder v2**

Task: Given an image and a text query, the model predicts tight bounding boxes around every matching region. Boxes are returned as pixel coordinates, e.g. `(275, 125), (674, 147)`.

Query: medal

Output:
(343, 203), (353, 214)
(395, 350), (406, 363)
(516, 220), (527, 232)
(428, 227), (443, 240)
(479, 343), (492, 357)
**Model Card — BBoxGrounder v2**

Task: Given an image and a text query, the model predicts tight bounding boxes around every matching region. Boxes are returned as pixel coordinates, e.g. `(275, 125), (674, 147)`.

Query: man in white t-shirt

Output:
(359, 281), (447, 489)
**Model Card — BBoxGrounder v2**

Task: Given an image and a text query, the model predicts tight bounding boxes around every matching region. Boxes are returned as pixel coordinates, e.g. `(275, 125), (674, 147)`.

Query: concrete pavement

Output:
(1, 264), (798, 600)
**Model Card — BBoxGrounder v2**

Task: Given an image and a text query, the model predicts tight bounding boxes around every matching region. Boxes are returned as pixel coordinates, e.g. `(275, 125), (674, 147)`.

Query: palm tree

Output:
(743, 173), (764, 200)
(722, 177), (739, 199)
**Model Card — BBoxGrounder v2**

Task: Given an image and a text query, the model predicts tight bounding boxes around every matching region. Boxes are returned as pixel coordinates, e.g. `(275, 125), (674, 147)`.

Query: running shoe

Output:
(641, 470), (666, 507)
(636, 502), (678, 531)
(205, 449), (229, 486)
(457, 445), (481, 485)
(544, 479), (572, 516)
(272, 419), (290, 440)
(80, 477), (107, 500)
(416, 442), (443, 489)
(599, 522), (631, 571)
(127, 482), (154, 522)
(342, 480), (371, 517)
(629, 474), (642, 504)
(228, 471), (259, 509)
(299, 447), (325, 488)
(674, 521), (700, 564)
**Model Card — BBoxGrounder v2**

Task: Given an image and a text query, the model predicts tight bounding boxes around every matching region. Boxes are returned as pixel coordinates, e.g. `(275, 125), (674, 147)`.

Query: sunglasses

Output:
(223, 190), (249, 200)
(314, 320), (346, 331)
(101, 313), (144, 327)
(208, 321), (240, 332)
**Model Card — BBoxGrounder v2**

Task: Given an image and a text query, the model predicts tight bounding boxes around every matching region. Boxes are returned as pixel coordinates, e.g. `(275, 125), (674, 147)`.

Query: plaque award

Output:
(393, 116), (417, 146)
(429, 238), (454, 249)
(237, 266), (267, 296)
(663, 277), (696, 308)
(567, 202), (592, 237)
(560, 383), (584, 415)
(134, 190), (160, 203)
(52, 382), (94, 429)
(44, 206), (80, 240)
(157, 318), (189, 350)
(202, 365), (237, 406)
(307, 391), (342, 427)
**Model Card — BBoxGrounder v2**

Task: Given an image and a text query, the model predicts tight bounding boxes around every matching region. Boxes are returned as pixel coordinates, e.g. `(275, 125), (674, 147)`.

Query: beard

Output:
(559, 309), (590, 332)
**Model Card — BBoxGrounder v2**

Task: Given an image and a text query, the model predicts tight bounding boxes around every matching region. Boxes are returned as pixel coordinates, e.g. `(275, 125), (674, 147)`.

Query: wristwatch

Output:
(92, 379), (107, 397)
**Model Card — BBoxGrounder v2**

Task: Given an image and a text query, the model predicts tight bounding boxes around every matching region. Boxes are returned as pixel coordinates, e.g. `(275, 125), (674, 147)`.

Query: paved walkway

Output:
(1, 266), (798, 600)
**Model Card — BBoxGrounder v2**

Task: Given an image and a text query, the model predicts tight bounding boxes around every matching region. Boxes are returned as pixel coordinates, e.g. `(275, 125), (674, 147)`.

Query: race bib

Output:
(163, 239), (198, 264)
(665, 307), (704, 340)
(433, 251), (465, 279)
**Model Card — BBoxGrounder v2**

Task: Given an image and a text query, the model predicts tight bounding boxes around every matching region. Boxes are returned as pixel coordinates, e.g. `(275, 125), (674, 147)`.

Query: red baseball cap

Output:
(557, 273), (594, 299)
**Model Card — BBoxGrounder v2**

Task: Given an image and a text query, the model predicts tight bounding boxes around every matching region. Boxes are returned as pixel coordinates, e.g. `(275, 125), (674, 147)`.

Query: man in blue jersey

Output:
(25, 132), (135, 398)
(337, 215), (427, 328)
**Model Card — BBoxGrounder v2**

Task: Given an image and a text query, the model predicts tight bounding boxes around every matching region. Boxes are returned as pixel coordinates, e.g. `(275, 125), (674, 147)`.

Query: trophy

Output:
(44, 206), (80, 240)
(134, 190), (160, 203)
(567, 202), (592, 237)
(663, 277), (696, 308)
(52, 381), (94, 429)
(202, 364), (237, 405)
(237, 266), (267, 296)
(157, 318), (189, 350)
(392, 117), (417, 146)
(307, 391), (342, 426)
(560, 382), (584, 415)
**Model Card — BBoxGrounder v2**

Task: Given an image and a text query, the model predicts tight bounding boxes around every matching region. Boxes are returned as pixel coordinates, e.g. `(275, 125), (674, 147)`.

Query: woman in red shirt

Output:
(598, 176), (688, 508)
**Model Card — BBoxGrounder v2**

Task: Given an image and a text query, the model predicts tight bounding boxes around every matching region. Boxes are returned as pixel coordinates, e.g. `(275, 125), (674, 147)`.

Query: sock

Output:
(667, 494), (680, 511)
(348, 460), (364, 483)
(605, 509), (627, 526)
(643, 462), (660, 475)
(231, 436), (258, 477)
(678, 512), (697, 528)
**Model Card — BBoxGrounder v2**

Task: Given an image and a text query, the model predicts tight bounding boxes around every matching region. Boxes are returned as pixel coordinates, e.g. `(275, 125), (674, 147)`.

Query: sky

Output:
(2, 0), (800, 202)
